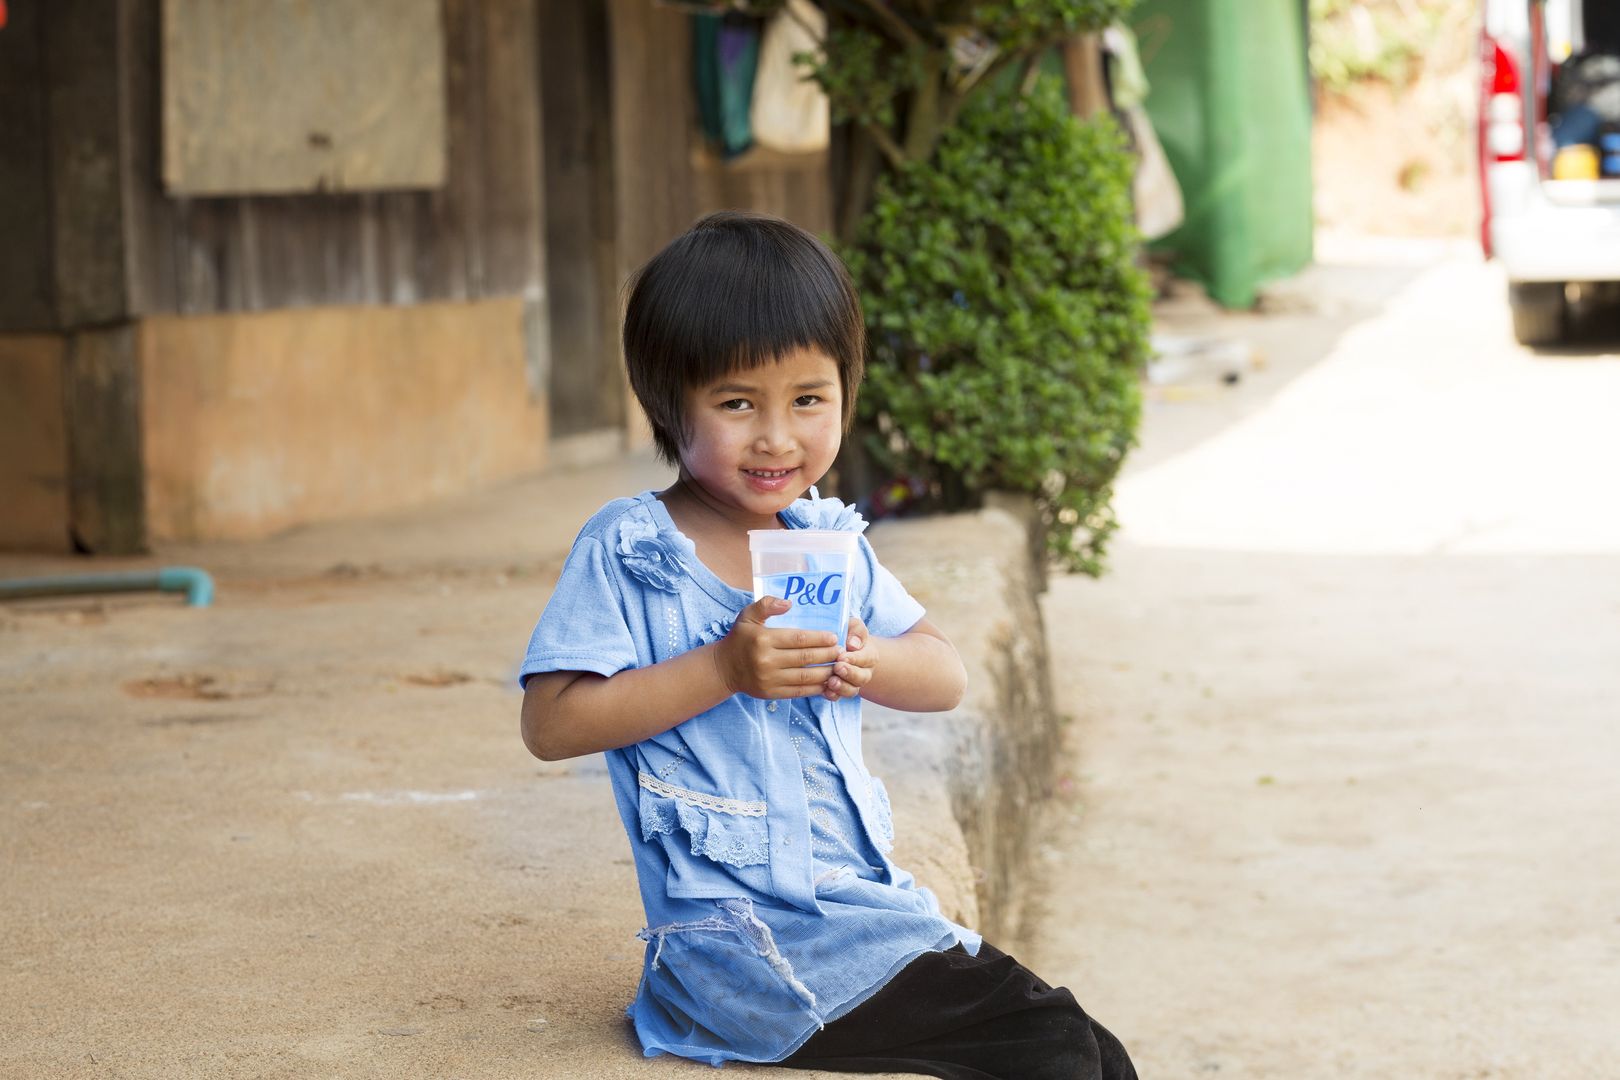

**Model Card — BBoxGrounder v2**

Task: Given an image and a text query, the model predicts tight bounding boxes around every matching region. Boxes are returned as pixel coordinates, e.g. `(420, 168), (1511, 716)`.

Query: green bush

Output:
(846, 77), (1150, 575)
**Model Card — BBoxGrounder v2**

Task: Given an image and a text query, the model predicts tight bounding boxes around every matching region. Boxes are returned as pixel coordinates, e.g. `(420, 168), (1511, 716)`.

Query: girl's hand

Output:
(713, 596), (841, 699)
(822, 616), (877, 701)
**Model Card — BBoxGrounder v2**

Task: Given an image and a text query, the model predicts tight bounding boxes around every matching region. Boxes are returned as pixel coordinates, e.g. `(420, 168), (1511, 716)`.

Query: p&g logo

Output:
(781, 573), (844, 607)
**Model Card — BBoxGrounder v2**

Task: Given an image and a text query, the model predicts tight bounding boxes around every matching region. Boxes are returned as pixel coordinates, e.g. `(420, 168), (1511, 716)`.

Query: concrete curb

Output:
(865, 506), (1057, 947)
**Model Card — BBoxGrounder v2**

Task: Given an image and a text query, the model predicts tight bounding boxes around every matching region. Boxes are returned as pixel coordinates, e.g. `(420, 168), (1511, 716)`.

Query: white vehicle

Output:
(1480, 0), (1620, 345)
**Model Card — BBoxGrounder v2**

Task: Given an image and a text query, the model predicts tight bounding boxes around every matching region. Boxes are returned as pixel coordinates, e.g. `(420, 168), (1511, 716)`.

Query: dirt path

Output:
(1028, 242), (1620, 1078)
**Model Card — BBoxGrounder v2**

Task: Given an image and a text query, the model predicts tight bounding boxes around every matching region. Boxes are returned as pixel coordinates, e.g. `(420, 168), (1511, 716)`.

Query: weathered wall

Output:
(138, 300), (546, 542)
(0, 1), (840, 554)
(0, 335), (71, 551)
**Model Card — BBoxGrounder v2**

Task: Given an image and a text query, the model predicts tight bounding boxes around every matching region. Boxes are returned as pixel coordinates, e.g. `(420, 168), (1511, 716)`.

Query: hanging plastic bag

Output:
(749, 0), (830, 154)
(1127, 105), (1184, 241)
(1103, 25), (1183, 240)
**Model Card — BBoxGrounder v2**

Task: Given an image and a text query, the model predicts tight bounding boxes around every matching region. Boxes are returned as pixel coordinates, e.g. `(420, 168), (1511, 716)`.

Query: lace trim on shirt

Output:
(637, 772), (767, 817)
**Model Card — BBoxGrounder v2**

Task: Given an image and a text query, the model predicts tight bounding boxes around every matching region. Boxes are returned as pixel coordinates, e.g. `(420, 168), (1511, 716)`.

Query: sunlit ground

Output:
(1116, 245), (1620, 556)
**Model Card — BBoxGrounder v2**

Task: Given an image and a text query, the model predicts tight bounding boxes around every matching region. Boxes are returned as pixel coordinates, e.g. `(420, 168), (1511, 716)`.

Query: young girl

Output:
(519, 211), (1135, 1079)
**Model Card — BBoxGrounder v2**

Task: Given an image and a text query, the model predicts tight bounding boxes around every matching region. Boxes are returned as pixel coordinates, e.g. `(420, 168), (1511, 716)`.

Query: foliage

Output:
(845, 79), (1151, 574)
(1308, 0), (1447, 94)
(729, 0), (1137, 237)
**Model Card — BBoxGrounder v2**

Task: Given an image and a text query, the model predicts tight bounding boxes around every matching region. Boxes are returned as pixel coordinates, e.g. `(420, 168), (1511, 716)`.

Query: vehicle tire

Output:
(1509, 282), (1567, 346)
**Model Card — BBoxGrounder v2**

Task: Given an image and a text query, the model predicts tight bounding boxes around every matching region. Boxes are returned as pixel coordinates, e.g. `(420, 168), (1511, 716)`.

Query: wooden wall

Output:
(3, 0), (834, 338)
(0, 0), (840, 552)
(606, 0), (834, 286)
(119, 0), (546, 319)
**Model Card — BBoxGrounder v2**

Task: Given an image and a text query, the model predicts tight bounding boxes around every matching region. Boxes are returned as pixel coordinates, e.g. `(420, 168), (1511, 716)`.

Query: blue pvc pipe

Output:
(0, 566), (215, 607)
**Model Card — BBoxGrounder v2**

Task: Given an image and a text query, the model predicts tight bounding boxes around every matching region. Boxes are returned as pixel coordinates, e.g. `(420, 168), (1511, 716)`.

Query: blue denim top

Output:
(519, 490), (980, 1065)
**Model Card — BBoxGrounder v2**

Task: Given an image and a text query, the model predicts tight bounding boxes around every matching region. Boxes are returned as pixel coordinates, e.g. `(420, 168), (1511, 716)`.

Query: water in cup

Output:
(749, 529), (858, 656)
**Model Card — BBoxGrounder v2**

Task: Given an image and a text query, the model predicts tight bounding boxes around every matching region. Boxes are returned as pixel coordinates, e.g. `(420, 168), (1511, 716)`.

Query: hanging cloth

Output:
(694, 12), (762, 159)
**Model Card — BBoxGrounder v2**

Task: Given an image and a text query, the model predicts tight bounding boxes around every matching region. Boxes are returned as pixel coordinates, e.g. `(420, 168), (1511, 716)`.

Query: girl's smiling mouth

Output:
(742, 467), (798, 491)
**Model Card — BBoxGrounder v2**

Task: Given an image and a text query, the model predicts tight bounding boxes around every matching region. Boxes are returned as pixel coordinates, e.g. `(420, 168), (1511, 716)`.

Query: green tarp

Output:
(1134, 0), (1315, 307)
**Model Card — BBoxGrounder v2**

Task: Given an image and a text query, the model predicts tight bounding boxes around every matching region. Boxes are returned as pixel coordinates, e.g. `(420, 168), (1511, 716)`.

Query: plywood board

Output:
(162, 0), (447, 196)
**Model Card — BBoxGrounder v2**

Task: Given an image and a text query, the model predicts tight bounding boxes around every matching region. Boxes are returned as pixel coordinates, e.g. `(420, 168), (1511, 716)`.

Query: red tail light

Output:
(1483, 37), (1526, 163)
(1479, 31), (1529, 258)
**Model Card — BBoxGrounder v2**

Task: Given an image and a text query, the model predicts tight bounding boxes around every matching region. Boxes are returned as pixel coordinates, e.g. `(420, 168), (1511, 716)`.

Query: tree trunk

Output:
(1060, 34), (1109, 120)
(835, 124), (882, 247)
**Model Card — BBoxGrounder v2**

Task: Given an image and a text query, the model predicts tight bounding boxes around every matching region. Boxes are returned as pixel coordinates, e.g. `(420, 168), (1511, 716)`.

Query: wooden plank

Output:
(424, 0), (474, 303)
(0, 3), (59, 331)
(120, 0), (182, 318)
(477, 0), (545, 297)
(171, 196), (229, 314)
(45, 0), (130, 327)
(315, 195), (366, 307)
(541, 0), (616, 435)
(64, 324), (147, 554)
(607, 0), (701, 280)
(356, 193), (383, 305)
(377, 192), (427, 306)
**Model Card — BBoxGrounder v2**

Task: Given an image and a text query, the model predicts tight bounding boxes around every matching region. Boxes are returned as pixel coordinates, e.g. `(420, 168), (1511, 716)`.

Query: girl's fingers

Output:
(844, 617), (869, 652)
(834, 661), (872, 686)
(783, 645), (842, 669)
(775, 664), (833, 690)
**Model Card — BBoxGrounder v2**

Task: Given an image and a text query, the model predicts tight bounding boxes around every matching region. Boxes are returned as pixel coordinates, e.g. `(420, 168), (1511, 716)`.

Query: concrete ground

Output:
(3, 456), (959, 1080)
(0, 448), (1002, 1079)
(1029, 235), (1620, 1077)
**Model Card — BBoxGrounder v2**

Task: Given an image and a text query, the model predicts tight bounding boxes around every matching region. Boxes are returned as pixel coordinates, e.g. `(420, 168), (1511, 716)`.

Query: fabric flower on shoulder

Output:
(616, 508), (693, 593)
(779, 485), (868, 533)
(694, 617), (736, 648)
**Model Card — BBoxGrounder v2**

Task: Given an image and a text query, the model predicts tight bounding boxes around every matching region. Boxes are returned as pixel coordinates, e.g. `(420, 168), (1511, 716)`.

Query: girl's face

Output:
(677, 347), (844, 528)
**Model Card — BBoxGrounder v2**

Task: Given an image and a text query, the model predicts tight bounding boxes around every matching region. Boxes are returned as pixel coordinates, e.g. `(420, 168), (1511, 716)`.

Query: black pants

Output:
(778, 942), (1137, 1080)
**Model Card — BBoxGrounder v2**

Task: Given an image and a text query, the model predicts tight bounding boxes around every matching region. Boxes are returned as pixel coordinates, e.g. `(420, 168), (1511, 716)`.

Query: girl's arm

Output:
(521, 596), (843, 761)
(522, 648), (728, 761)
(828, 617), (966, 713)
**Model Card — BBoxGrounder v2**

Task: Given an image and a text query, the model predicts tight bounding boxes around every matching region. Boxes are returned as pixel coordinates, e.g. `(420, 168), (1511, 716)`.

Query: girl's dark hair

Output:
(621, 211), (866, 465)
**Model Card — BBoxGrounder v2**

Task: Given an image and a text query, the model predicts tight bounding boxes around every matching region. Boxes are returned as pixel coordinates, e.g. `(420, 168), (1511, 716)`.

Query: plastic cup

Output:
(749, 529), (858, 656)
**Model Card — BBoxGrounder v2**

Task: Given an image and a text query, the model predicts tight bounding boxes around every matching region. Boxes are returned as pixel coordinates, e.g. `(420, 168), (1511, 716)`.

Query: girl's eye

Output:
(720, 399), (751, 412)
(794, 394), (823, 408)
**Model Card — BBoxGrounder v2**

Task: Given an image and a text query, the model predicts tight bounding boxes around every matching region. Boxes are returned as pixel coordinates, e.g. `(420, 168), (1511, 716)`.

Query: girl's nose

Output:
(753, 414), (795, 454)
